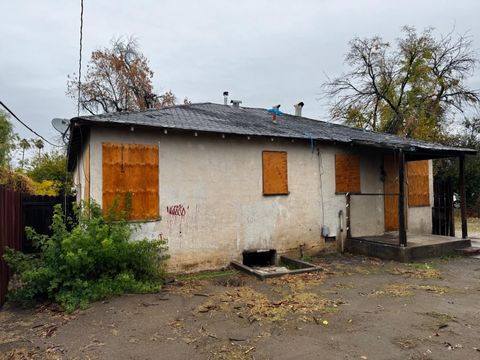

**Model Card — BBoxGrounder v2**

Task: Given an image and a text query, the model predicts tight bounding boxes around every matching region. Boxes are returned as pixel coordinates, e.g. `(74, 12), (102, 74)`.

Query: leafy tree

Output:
(32, 139), (44, 157)
(33, 180), (62, 196)
(323, 27), (479, 141)
(0, 110), (17, 168)
(435, 110), (480, 212)
(67, 37), (187, 115)
(27, 151), (73, 195)
(18, 138), (31, 169)
(0, 168), (35, 194)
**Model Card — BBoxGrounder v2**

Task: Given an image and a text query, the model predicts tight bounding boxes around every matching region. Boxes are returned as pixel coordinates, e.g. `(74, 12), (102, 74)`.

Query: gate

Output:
(23, 195), (76, 253)
(432, 180), (455, 236)
(0, 186), (23, 307)
(1, 191), (76, 307)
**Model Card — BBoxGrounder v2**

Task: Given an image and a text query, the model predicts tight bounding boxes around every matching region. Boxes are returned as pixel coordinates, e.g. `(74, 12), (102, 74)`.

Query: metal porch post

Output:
(346, 193), (351, 239)
(459, 155), (468, 239)
(398, 150), (407, 247)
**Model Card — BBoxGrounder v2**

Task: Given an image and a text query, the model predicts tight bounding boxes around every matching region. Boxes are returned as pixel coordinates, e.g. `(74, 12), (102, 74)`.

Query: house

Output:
(67, 101), (475, 271)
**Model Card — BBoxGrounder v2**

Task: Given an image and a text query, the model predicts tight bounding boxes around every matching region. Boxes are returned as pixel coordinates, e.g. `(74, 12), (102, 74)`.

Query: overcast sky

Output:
(1, 0), (479, 146)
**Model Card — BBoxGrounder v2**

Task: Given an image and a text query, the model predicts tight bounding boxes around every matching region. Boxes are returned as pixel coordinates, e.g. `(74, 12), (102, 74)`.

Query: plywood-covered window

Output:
(102, 143), (159, 220)
(262, 151), (288, 195)
(407, 160), (430, 207)
(335, 154), (361, 193)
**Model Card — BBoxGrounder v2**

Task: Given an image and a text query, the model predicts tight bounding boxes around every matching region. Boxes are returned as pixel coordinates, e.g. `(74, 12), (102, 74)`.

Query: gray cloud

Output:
(1, 0), (479, 145)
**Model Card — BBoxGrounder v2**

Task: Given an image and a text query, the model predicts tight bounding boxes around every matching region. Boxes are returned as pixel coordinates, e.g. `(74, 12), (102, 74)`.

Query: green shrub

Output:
(4, 201), (168, 312)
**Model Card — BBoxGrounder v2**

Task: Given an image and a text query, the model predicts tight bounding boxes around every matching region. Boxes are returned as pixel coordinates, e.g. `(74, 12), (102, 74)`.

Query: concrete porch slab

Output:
(345, 233), (471, 262)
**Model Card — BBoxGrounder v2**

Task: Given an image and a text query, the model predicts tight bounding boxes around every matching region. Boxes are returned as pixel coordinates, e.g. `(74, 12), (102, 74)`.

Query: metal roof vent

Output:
(231, 100), (242, 109)
(223, 91), (229, 105)
(294, 102), (304, 117)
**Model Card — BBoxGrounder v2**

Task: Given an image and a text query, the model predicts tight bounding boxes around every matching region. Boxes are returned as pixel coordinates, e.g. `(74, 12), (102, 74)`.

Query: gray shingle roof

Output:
(71, 102), (475, 156)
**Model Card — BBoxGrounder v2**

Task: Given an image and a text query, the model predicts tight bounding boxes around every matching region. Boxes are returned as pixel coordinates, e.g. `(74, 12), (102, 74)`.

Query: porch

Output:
(342, 147), (474, 262)
(345, 232), (471, 262)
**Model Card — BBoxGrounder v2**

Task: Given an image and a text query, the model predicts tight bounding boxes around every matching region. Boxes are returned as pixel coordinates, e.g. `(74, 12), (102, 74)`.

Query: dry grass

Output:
(194, 286), (341, 323)
(455, 215), (480, 237)
(370, 283), (450, 297)
(266, 271), (328, 291)
(393, 335), (420, 349)
(420, 311), (457, 323)
(0, 347), (63, 360)
(165, 280), (209, 296)
(389, 264), (442, 279)
(208, 343), (257, 360)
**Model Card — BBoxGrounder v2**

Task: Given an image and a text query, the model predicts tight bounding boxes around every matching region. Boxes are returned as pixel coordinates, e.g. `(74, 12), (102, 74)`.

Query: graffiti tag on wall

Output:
(167, 204), (187, 217)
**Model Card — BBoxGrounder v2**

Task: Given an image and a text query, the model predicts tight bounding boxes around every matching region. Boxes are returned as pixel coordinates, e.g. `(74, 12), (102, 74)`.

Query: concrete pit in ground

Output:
(231, 249), (322, 280)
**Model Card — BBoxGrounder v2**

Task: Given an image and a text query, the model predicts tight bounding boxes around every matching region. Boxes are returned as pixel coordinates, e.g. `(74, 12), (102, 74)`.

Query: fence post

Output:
(0, 186), (24, 308)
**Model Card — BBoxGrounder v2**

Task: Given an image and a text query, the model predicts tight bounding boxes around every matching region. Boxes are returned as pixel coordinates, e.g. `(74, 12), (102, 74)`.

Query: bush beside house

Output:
(4, 201), (169, 312)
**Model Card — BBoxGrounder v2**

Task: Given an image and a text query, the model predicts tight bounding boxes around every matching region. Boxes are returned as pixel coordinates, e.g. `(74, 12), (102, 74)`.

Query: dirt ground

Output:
(1, 253), (480, 360)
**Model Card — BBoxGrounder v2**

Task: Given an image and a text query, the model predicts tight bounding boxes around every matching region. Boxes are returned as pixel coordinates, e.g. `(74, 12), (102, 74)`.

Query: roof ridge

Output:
(77, 102), (213, 119)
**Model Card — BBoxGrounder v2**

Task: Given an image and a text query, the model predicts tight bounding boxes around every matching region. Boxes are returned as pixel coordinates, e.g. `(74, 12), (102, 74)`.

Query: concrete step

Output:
(455, 247), (480, 256)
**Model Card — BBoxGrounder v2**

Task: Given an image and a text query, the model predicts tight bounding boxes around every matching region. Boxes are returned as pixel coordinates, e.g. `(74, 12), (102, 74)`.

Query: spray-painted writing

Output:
(167, 204), (187, 216)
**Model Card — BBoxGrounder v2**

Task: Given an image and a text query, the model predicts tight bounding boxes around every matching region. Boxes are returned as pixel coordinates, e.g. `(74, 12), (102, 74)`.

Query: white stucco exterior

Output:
(73, 125), (433, 272)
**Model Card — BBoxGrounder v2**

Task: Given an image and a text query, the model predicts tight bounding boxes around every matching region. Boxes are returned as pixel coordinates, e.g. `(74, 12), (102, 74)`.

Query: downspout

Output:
(337, 210), (345, 253)
(316, 146), (327, 241)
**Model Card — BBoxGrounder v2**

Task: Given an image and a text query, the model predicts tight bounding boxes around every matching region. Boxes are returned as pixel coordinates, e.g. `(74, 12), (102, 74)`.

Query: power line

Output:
(0, 100), (61, 147)
(77, 0), (84, 117)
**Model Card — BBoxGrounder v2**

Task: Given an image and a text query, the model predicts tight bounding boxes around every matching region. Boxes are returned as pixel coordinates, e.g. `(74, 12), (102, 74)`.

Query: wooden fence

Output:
(1, 188), (76, 307)
(0, 186), (24, 307)
(23, 195), (76, 253)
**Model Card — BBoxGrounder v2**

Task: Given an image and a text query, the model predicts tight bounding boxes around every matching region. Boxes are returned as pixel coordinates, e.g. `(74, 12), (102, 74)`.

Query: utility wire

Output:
(0, 100), (61, 147)
(77, 0), (84, 117)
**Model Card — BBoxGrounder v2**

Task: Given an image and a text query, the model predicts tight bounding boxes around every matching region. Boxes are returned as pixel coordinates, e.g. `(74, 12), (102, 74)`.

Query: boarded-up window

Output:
(335, 154), (361, 193)
(262, 151), (288, 195)
(102, 143), (159, 220)
(407, 160), (430, 207)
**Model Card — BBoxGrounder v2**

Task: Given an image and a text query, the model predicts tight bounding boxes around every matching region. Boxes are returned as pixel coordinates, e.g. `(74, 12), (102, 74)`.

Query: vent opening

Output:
(242, 249), (277, 267)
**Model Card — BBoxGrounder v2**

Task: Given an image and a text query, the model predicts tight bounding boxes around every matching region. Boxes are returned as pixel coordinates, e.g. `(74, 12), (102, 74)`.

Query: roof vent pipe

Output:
(294, 102), (304, 117)
(231, 100), (242, 109)
(223, 91), (229, 105)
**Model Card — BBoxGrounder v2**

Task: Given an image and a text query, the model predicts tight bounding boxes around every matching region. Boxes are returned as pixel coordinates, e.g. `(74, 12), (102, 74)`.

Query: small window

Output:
(102, 143), (159, 220)
(262, 151), (288, 195)
(407, 160), (430, 207)
(335, 154), (361, 193)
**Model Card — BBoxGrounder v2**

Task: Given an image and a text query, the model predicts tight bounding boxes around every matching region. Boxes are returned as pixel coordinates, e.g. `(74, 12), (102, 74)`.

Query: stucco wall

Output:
(76, 125), (433, 272)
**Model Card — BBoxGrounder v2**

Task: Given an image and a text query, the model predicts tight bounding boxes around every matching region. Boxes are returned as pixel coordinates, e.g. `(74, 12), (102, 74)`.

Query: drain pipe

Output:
(337, 210), (345, 253)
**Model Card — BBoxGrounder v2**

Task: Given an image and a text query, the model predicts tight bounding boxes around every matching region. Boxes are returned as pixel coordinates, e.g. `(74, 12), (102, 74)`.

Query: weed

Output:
(420, 311), (457, 323)
(177, 269), (238, 282)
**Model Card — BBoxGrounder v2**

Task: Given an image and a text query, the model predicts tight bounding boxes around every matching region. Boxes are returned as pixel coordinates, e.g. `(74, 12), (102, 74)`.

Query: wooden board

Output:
(383, 154), (409, 231)
(407, 160), (430, 207)
(102, 143), (159, 220)
(262, 151), (288, 195)
(83, 143), (90, 205)
(384, 155), (399, 231)
(335, 154), (361, 193)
